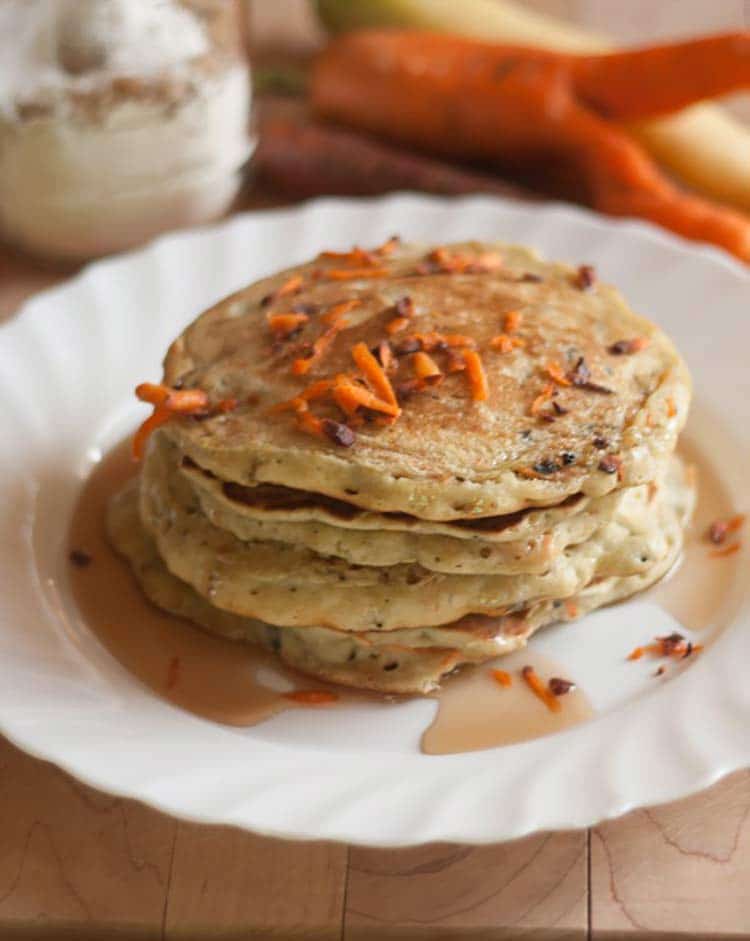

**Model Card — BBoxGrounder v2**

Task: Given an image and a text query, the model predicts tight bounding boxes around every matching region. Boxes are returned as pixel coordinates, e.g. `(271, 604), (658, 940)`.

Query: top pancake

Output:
(161, 240), (690, 520)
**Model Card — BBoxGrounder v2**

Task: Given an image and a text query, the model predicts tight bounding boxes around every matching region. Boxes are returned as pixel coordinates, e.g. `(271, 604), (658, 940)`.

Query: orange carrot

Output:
(462, 349), (488, 401)
(322, 267), (390, 281)
(709, 543), (741, 558)
(530, 383), (555, 416)
(312, 31), (750, 263)
(521, 665), (561, 713)
(267, 313), (309, 337)
(351, 341), (398, 407)
(132, 405), (172, 460)
(491, 669), (512, 688)
(412, 351), (442, 383)
(545, 361), (572, 387)
(332, 377), (400, 418)
(320, 299), (360, 326)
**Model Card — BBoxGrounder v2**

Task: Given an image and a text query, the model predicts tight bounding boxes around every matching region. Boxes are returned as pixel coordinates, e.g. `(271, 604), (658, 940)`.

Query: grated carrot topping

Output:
(267, 312), (309, 337)
(441, 334), (477, 349)
(132, 385), (210, 460)
(320, 299), (360, 326)
(564, 600), (579, 619)
(530, 383), (555, 416)
(268, 379), (335, 415)
(352, 341), (398, 407)
(135, 382), (170, 406)
(322, 267), (390, 281)
(728, 514), (747, 532)
(264, 275), (303, 305)
(545, 360), (572, 387)
(132, 405), (172, 460)
(490, 334), (525, 353)
(667, 397), (677, 418)
(332, 377), (400, 418)
(627, 646), (645, 661)
(295, 409), (325, 439)
(292, 324), (344, 376)
(521, 665), (561, 713)
(491, 669), (513, 688)
(386, 316), (410, 335)
(709, 543), (741, 558)
(319, 247), (374, 265)
(412, 351), (442, 383)
(503, 310), (522, 333)
(283, 689), (339, 705)
(462, 349), (488, 402)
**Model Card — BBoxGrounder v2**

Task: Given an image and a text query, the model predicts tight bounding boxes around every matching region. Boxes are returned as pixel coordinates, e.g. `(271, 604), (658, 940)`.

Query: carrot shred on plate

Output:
(521, 665), (561, 713)
(491, 669), (512, 688)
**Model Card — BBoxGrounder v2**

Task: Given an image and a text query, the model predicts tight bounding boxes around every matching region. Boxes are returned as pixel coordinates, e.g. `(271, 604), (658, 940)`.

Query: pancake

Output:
(185, 450), (659, 575)
(161, 239), (691, 519)
(180, 459), (602, 542)
(137, 433), (685, 633)
(107, 467), (693, 694)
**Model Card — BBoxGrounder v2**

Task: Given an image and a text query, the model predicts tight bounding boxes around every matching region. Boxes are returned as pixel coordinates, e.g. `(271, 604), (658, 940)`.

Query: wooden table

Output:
(2, 4), (750, 936)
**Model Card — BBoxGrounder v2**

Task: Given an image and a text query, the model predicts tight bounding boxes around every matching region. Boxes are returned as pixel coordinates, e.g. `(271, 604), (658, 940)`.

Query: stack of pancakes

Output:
(109, 240), (694, 693)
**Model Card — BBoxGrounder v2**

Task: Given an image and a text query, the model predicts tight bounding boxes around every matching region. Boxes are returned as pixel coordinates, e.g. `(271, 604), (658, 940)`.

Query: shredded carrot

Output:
(462, 349), (488, 401)
(667, 397), (677, 418)
(530, 383), (555, 416)
(628, 635), (704, 661)
(427, 248), (502, 274)
(267, 312), (309, 337)
(320, 299), (360, 326)
(322, 267), (390, 281)
(332, 377), (400, 418)
(268, 396), (306, 415)
(283, 689), (339, 705)
(490, 334), (525, 353)
(265, 275), (303, 304)
(132, 385), (209, 460)
(386, 316), (410, 334)
(728, 514), (747, 532)
(521, 665), (561, 713)
(441, 334), (477, 349)
(491, 669), (513, 688)
(709, 543), (741, 558)
(503, 310), (522, 333)
(268, 379), (335, 415)
(319, 246), (374, 265)
(292, 324), (342, 375)
(412, 351), (442, 383)
(295, 409), (326, 439)
(132, 405), (172, 460)
(135, 382), (170, 406)
(564, 600), (579, 618)
(545, 360), (572, 387)
(351, 341), (398, 407)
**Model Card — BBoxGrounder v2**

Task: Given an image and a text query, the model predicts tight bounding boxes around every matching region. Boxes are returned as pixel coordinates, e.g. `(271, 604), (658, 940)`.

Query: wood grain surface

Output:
(1, 2), (750, 938)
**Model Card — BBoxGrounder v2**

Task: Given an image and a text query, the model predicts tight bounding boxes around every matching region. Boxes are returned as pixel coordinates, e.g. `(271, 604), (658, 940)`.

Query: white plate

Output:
(0, 195), (748, 847)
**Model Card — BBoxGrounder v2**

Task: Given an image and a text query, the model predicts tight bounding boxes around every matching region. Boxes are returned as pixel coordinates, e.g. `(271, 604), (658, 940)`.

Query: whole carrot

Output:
(311, 30), (750, 262)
